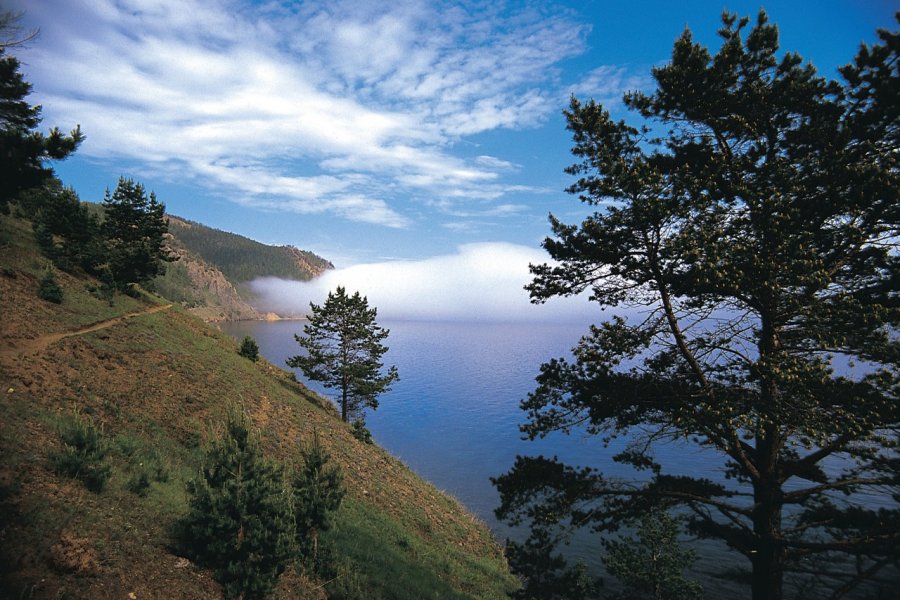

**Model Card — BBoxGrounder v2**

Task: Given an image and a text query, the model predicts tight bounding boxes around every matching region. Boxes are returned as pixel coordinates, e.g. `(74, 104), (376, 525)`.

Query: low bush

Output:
(350, 419), (372, 444)
(238, 336), (260, 362)
(126, 471), (151, 497)
(49, 412), (111, 493)
(37, 269), (63, 304)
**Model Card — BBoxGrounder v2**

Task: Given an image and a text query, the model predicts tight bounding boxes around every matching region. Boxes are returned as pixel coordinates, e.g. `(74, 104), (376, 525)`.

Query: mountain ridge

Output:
(154, 215), (333, 321)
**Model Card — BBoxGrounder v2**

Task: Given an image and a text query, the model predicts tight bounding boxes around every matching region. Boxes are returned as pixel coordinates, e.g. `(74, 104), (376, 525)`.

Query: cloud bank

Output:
(250, 242), (596, 323)
(13, 0), (641, 228)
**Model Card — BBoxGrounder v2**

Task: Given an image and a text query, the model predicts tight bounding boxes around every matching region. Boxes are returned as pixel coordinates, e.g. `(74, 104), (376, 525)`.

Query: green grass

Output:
(325, 499), (516, 600)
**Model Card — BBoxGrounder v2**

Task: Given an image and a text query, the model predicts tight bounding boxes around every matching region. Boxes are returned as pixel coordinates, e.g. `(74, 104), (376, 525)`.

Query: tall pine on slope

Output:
(494, 12), (898, 600)
(288, 286), (399, 423)
(0, 45), (82, 211)
(101, 177), (171, 289)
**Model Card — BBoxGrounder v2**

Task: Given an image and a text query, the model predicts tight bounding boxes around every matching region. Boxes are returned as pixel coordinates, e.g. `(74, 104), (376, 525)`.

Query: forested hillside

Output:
(149, 216), (333, 321)
(168, 216), (333, 283)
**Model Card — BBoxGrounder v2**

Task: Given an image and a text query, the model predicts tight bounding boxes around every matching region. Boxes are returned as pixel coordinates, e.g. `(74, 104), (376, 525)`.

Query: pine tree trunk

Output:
(752, 313), (785, 599)
(751, 531), (784, 600)
(751, 425), (784, 600)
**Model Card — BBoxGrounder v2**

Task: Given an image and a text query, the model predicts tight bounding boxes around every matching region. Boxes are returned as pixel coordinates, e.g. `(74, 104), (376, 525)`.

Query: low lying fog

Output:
(250, 242), (596, 323)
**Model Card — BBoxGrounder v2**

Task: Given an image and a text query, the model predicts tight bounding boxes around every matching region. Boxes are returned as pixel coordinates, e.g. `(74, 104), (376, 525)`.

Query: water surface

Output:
(221, 318), (894, 598)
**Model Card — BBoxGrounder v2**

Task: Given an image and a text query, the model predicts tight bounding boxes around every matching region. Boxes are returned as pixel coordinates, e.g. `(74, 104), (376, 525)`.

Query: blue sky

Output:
(10, 0), (897, 320)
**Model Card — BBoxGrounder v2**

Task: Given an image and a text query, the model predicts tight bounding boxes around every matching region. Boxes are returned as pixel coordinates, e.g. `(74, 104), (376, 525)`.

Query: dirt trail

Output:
(0, 304), (173, 361)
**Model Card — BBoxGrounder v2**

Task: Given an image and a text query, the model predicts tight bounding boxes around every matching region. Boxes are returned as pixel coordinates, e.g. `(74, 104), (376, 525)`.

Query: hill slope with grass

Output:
(0, 213), (517, 599)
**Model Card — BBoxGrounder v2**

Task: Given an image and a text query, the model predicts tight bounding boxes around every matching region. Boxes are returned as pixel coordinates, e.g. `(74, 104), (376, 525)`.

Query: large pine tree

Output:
(494, 12), (898, 600)
(101, 177), (171, 288)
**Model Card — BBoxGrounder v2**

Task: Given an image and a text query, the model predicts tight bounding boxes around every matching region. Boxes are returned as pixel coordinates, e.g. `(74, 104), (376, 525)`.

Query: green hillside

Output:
(167, 216), (332, 283)
(0, 213), (517, 599)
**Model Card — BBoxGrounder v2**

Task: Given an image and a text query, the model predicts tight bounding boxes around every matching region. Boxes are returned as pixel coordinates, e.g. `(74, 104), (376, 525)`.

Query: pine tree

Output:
(494, 12), (898, 600)
(101, 177), (172, 289)
(0, 47), (82, 211)
(29, 179), (102, 273)
(179, 410), (294, 600)
(37, 267), (62, 304)
(504, 528), (598, 600)
(292, 433), (344, 566)
(238, 336), (260, 362)
(287, 286), (398, 423)
(602, 512), (702, 600)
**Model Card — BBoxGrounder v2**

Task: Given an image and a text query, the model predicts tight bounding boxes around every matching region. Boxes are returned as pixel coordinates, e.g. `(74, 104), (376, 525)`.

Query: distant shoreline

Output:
(201, 312), (308, 324)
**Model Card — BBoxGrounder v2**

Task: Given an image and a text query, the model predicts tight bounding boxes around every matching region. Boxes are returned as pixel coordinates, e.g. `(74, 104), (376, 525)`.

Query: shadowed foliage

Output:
(495, 11), (898, 600)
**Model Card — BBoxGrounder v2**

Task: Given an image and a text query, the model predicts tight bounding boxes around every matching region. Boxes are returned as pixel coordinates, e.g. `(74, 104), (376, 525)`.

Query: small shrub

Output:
(97, 266), (116, 305)
(177, 409), (294, 599)
(350, 419), (372, 444)
(115, 433), (140, 458)
(238, 336), (260, 362)
(126, 471), (151, 497)
(184, 430), (202, 449)
(293, 434), (344, 571)
(49, 413), (111, 493)
(119, 437), (170, 495)
(141, 451), (170, 483)
(151, 457), (170, 483)
(37, 269), (63, 304)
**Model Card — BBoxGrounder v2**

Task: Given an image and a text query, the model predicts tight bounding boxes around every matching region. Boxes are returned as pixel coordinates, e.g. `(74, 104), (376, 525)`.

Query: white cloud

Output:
(13, 0), (603, 227)
(249, 242), (596, 323)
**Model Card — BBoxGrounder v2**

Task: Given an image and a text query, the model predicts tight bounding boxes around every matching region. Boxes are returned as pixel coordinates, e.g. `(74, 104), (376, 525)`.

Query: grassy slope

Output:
(0, 215), (516, 599)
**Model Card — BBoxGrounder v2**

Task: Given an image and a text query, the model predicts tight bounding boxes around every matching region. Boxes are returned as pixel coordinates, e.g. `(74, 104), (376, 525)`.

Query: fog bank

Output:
(250, 242), (596, 323)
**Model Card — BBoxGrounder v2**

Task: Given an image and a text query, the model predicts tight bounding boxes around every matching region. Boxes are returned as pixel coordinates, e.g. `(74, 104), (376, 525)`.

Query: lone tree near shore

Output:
(494, 11), (898, 600)
(288, 286), (398, 423)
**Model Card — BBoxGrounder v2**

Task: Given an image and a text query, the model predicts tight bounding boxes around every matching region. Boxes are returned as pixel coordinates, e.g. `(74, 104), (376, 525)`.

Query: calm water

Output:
(221, 319), (597, 529)
(220, 318), (893, 598)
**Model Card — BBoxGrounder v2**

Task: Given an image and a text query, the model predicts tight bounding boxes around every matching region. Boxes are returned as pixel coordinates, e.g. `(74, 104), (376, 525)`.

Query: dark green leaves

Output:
(0, 49), (82, 209)
(287, 286), (399, 423)
(499, 10), (899, 599)
(101, 177), (172, 289)
(179, 411), (294, 599)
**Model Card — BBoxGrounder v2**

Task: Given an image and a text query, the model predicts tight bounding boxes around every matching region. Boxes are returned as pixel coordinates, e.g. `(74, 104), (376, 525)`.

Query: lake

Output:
(220, 318), (893, 598)
(220, 319), (596, 530)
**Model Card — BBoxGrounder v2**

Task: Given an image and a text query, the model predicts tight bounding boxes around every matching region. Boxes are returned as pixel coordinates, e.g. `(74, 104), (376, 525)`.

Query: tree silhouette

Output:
(495, 12), (898, 600)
